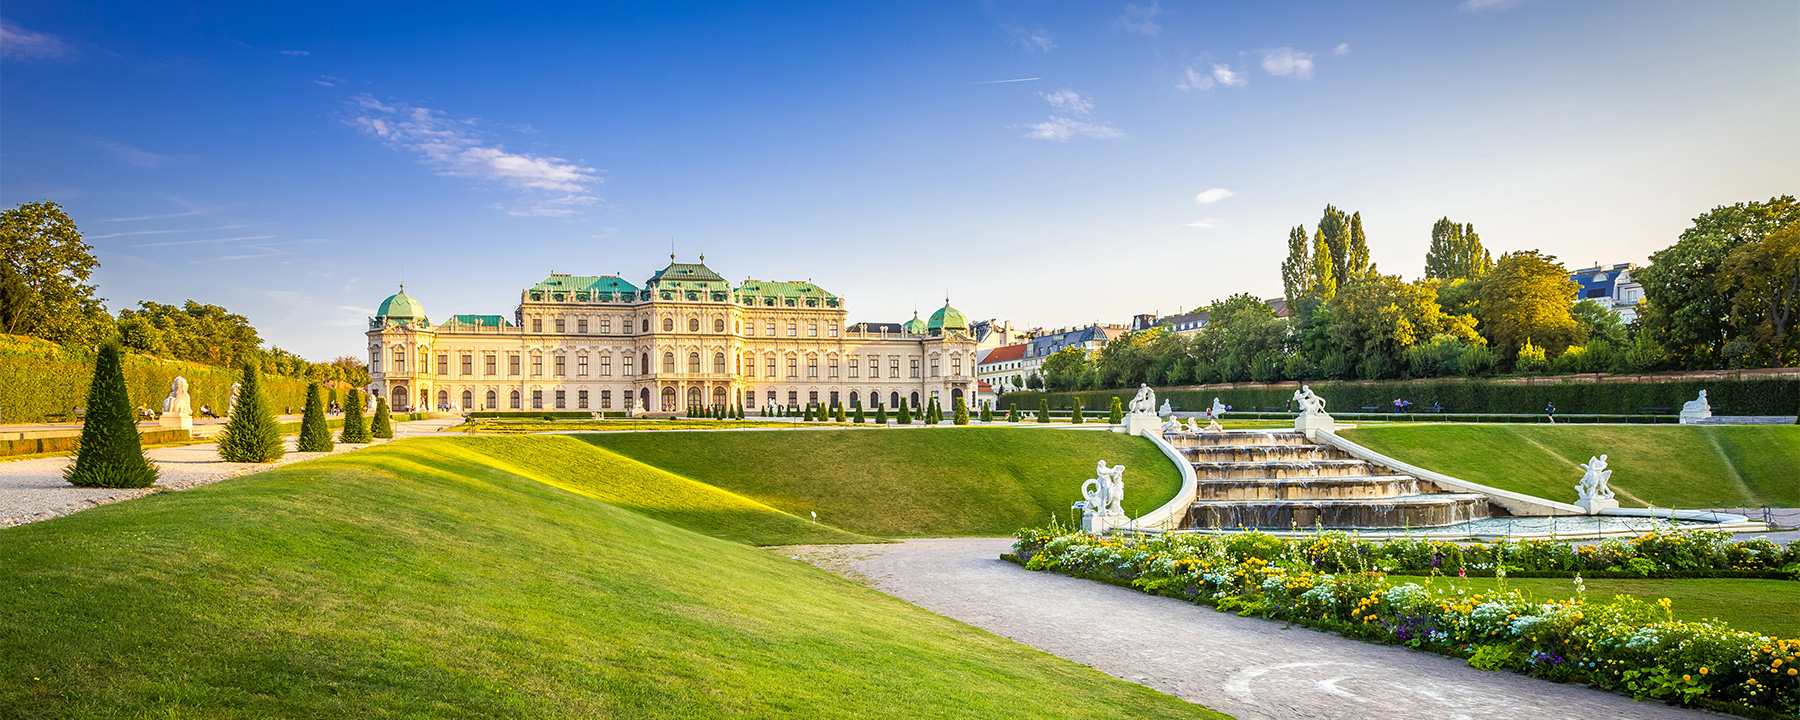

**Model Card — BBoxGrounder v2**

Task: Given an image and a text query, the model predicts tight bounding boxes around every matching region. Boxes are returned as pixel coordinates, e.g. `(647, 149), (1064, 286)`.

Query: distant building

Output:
(1129, 298), (1289, 337)
(976, 343), (1028, 396)
(969, 318), (1028, 352)
(1019, 323), (1126, 379)
(1568, 263), (1644, 322)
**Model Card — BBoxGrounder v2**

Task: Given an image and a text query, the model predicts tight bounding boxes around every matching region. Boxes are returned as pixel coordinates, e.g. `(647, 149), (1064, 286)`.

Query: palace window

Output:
(485, 390), (496, 409)
(555, 355), (566, 377)
(392, 348), (406, 372)
(484, 354), (496, 376)
(641, 353), (649, 374)
(623, 354), (634, 376)
(787, 323), (797, 337)
(436, 354), (449, 375)
(808, 323), (818, 337)
(714, 319), (725, 332)
(554, 390), (566, 409)
(532, 390), (544, 409)
(929, 358), (939, 377)
(767, 389), (777, 406)
(828, 357), (839, 379)
(829, 323), (838, 338)
(509, 354), (521, 376)
(510, 390), (521, 409)
(688, 352), (701, 374)
(578, 389), (589, 409)
(787, 390), (798, 407)
(689, 318), (700, 332)
(808, 390), (819, 405)
(951, 357), (961, 376)
(577, 319), (588, 334)
(532, 318), (543, 333)
(807, 356), (819, 379)
(848, 357), (858, 378)
(909, 357), (920, 379)
(766, 322), (776, 335)
(600, 390), (612, 409)
(714, 352), (726, 374)
(600, 319), (611, 334)
(663, 352), (675, 373)
(829, 391), (839, 408)
(600, 356), (611, 377)
(461, 390), (472, 409)
(787, 356), (798, 378)
(555, 318), (566, 333)
(745, 323), (754, 336)
(889, 356), (899, 378)
(767, 356), (777, 378)
(462, 354), (473, 376)
(370, 349), (380, 372)
(532, 355), (543, 376)
(577, 355), (588, 377)
(642, 319), (650, 332)
(663, 318), (674, 331)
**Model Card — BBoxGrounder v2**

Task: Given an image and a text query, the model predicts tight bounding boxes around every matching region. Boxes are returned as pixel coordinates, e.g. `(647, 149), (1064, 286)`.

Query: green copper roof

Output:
(902, 310), (927, 335)
(376, 286), (426, 320)
(927, 302), (967, 333)
(737, 279), (840, 308)
(530, 275), (639, 293)
(445, 314), (512, 328)
(646, 260), (727, 287)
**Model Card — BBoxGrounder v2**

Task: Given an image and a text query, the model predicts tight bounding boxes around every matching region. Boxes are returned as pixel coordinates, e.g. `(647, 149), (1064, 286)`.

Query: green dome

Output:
(377, 285), (426, 321)
(902, 311), (927, 335)
(927, 302), (967, 334)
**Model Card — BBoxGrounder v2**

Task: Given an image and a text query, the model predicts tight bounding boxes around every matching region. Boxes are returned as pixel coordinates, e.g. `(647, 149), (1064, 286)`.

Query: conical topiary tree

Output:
(1008, 402), (1020, 422)
(64, 337), (159, 488)
(371, 395), (394, 438)
(803, 404), (814, 422)
(875, 403), (888, 425)
(340, 389), (372, 443)
(953, 398), (969, 425)
(295, 382), (333, 452)
(834, 403), (845, 422)
(1038, 398), (1051, 423)
(898, 401), (912, 425)
(1109, 396), (1123, 424)
(218, 360), (284, 463)
(1072, 397), (1085, 424)
(979, 401), (992, 423)
(853, 402), (865, 424)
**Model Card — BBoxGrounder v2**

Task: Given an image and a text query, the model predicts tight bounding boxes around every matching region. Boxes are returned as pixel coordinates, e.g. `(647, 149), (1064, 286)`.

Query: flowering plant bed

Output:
(1011, 529), (1799, 718)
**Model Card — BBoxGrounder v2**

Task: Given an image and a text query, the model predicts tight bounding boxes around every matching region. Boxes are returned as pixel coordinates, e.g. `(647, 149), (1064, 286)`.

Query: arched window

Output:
(661, 386), (676, 411)
(714, 319), (726, 332)
(460, 390), (472, 409)
(713, 352), (726, 374)
(437, 390), (448, 410)
(485, 390), (497, 409)
(641, 353), (649, 374)
(742, 352), (751, 375)
(849, 391), (859, 407)
(663, 352), (675, 373)
(890, 391), (899, 408)
(686, 386), (702, 409)
(663, 318), (675, 331)
(688, 352), (701, 374)
(509, 390), (521, 409)
(639, 387), (650, 410)
(952, 388), (964, 403)
(713, 386), (726, 407)
(688, 318), (700, 332)
(910, 391), (920, 408)
(641, 318), (650, 332)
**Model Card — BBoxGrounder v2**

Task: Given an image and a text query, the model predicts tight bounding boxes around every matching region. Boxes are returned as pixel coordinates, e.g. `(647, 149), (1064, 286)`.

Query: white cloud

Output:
(1041, 89), (1093, 114)
(1115, 1), (1162, 37)
(1335, 42), (1350, 55)
(136, 235), (276, 248)
(1212, 63), (1246, 87)
(1177, 66), (1213, 91)
(1193, 188), (1234, 204)
(100, 209), (207, 222)
(348, 94), (601, 213)
(84, 138), (170, 168)
(89, 225), (245, 239)
(1261, 48), (1314, 78)
(1004, 25), (1055, 53)
(972, 77), (1041, 85)
(1460, 0), (1516, 11)
(1184, 219), (1219, 228)
(1, 19), (66, 61)
(279, 49), (310, 57)
(1023, 117), (1125, 142)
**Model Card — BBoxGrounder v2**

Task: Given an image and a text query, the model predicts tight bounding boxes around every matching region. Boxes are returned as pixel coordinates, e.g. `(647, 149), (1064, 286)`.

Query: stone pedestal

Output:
(1294, 412), (1335, 440)
(1576, 497), (1619, 515)
(159, 413), (192, 431)
(1123, 412), (1160, 435)
(1082, 513), (1123, 534)
(1678, 408), (1711, 425)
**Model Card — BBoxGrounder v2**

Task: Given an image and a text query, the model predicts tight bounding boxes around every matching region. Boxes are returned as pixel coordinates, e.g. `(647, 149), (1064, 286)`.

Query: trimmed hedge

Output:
(0, 334), (314, 424)
(1002, 376), (1799, 417)
(0, 428), (193, 458)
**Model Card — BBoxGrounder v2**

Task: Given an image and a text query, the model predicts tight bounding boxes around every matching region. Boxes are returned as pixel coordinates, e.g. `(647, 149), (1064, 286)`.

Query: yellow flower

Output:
(1699, 667), (1707, 675)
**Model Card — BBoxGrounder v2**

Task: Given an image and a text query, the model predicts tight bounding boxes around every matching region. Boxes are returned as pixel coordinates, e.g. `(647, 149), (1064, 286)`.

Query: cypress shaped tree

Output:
(1038, 398), (1051, 423)
(853, 402), (865, 424)
(804, 404), (815, 422)
(897, 401), (912, 425)
(370, 395), (394, 438)
(834, 403), (846, 422)
(218, 360), (284, 463)
(979, 401), (992, 423)
(1109, 396), (1124, 424)
(340, 389), (372, 443)
(1008, 403), (1020, 422)
(876, 403), (888, 425)
(1072, 397), (1085, 424)
(953, 398), (969, 425)
(295, 382), (333, 452)
(64, 337), (158, 488)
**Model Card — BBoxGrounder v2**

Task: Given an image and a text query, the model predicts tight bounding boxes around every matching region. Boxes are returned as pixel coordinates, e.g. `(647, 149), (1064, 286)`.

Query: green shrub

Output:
(1038, 399), (1051, 423)
(898, 401), (912, 425)
(63, 338), (158, 488)
(370, 396), (394, 439)
(979, 401), (993, 423)
(1008, 403), (1020, 422)
(953, 398), (969, 425)
(295, 382), (333, 452)
(1071, 397), (1084, 424)
(1109, 396), (1123, 424)
(217, 361), (284, 463)
(339, 390), (372, 443)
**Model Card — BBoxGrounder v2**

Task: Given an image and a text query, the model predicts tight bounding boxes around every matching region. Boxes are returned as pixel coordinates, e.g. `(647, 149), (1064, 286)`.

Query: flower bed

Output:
(1012, 529), (1799, 717)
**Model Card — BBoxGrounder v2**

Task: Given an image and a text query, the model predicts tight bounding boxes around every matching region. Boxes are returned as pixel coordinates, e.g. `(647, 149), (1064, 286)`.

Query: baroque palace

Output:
(366, 257), (978, 414)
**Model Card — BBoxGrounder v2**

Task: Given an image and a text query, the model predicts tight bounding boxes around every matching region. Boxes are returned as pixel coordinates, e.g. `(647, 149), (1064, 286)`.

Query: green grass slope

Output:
(581, 427), (1184, 536)
(0, 439), (1226, 719)
(1339, 424), (1800, 508)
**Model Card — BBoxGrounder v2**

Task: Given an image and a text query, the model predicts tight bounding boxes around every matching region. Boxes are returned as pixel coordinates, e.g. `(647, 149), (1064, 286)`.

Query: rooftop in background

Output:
(978, 343), (1027, 364)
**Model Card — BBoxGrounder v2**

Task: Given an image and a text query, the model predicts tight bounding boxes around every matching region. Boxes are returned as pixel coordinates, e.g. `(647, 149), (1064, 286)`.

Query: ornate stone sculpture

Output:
(1161, 417), (1180, 433)
(1575, 454), (1618, 514)
(160, 376), (193, 430)
(1128, 384), (1157, 415)
(1124, 383), (1163, 435)
(1679, 390), (1712, 425)
(1205, 418), (1224, 432)
(1157, 399), (1173, 418)
(227, 382), (242, 416)
(1081, 460), (1126, 519)
(1293, 385), (1327, 416)
(1184, 417), (1202, 433)
(1209, 397), (1228, 418)
(1291, 385), (1334, 439)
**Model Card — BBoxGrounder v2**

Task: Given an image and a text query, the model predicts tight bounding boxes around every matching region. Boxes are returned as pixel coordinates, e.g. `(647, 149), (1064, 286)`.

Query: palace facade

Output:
(366, 258), (979, 414)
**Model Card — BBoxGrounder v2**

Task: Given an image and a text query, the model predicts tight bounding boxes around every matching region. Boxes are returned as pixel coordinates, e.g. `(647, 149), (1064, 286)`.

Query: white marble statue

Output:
(1183, 417), (1202, 433)
(1205, 418), (1224, 432)
(227, 382), (241, 416)
(1679, 390), (1712, 425)
(161, 376), (191, 416)
(1157, 399), (1173, 418)
(1577, 455), (1614, 502)
(1128, 384), (1157, 415)
(1208, 397), (1228, 418)
(1161, 417), (1181, 433)
(1081, 460), (1126, 518)
(1293, 385), (1327, 416)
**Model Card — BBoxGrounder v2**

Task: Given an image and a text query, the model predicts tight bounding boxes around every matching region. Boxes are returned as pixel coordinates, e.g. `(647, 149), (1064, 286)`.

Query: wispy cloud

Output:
(135, 235), (276, 248)
(1213, 64), (1246, 87)
(1335, 42), (1350, 55)
(279, 49), (309, 57)
(88, 225), (245, 239)
(1194, 188), (1234, 204)
(1, 19), (67, 61)
(1179, 63), (1246, 91)
(1004, 25), (1055, 53)
(84, 137), (172, 168)
(972, 77), (1041, 85)
(347, 93), (601, 216)
(315, 75), (345, 87)
(1184, 219), (1218, 228)
(1041, 89), (1093, 114)
(1024, 117), (1124, 141)
(1460, 0), (1517, 11)
(100, 209), (207, 222)
(1261, 48), (1314, 78)
(1115, 1), (1162, 37)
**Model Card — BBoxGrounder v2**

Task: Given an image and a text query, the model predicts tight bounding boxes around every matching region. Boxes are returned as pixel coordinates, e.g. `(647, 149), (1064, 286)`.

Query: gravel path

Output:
(0, 418), (461, 528)
(782, 538), (1722, 720)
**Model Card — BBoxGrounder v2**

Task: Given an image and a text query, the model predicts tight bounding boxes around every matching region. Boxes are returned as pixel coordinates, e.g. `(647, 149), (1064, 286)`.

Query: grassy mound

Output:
(1339, 424), (1800, 507)
(582, 428), (1185, 536)
(0, 439), (1225, 719)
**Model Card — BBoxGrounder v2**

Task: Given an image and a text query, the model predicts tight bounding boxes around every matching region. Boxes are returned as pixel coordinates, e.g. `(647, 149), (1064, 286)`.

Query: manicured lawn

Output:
(581, 427), (1184, 536)
(0, 438), (1229, 719)
(1384, 575), (1800, 638)
(1339, 424), (1800, 508)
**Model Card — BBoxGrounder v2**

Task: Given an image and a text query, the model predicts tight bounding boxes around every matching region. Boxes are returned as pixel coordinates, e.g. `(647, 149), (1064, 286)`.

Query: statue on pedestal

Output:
(1575, 454), (1619, 514)
(1128, 384), (1157, 415)
(1081, 460), (1126, 519)
(160, 376), (193, 430)
(227, 382), (242, 416)
(1209, 397), (1229, 418)
(1679, 390), (1712, 425)
(1293, 385), (1327, 416)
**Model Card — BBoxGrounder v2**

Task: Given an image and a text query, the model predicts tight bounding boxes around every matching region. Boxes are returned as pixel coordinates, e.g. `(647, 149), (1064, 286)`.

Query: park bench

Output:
(1640, 406), (1672, 414)
(1359, 406), (1380, 412)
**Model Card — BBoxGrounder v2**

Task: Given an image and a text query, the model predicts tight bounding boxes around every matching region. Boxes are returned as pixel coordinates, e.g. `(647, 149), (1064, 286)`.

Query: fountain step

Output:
(1186, 494), (1492, 529)
(1183, 444), (1352, 462)
(1194, 475), (1431, 501)
(1166, 431), (1311, 447)
(1192, 459), (1379, 479)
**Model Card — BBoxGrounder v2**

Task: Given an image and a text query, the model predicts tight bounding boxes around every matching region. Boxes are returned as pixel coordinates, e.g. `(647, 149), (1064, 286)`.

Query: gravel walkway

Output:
(782, 538), (1722, 720)
(0, 418), (461, 528)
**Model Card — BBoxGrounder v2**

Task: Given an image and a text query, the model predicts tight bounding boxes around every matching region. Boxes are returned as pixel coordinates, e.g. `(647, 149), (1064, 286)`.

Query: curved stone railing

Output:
(1315, 428), (1585, 517)
(1128, 426), (1199, 531)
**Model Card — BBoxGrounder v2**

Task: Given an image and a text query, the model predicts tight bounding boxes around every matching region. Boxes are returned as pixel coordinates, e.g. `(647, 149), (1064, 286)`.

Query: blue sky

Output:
(3, 0), (1796, 360)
